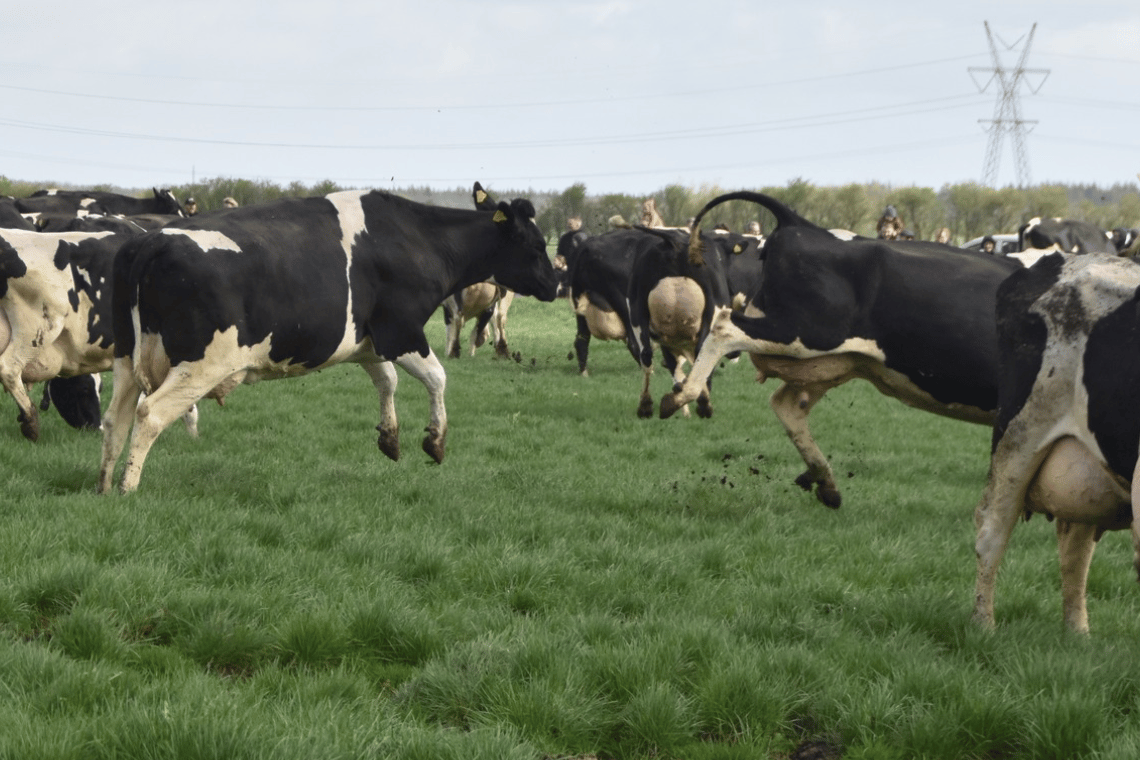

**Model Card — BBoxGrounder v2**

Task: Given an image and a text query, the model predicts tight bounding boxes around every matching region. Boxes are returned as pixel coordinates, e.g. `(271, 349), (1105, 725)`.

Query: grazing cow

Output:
(16, 188), (185, 220)
(973, 253), (1140, 633)
(660, 191), (1023, 508)
(1018, 216), (1116, 255)
(98, 188), (558, 494)
(41, 375), (103, 430)
(441, 283), (514, 358)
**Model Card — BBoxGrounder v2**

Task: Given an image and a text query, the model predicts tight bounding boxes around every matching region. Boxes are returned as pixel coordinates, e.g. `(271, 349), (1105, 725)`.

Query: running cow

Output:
(99, 189), (558, 494)
(973, 253), (1140, 633)
(660, 191), (1023, 508)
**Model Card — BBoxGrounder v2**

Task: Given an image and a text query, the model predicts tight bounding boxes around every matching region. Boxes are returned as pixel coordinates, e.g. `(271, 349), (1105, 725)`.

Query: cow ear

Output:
(492, 201), (512, 226)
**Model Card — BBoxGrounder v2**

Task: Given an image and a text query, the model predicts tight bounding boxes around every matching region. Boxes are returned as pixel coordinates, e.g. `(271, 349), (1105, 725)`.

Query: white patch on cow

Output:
(161, 228), (241, 253)
(704, 304), (886, 363)
(574, 294), (625, 341)
(326, 190), (370, 357)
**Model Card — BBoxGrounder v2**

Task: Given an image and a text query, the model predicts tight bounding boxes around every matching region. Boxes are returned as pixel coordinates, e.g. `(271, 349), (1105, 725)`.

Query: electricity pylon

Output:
(969, 22), (1049, 187)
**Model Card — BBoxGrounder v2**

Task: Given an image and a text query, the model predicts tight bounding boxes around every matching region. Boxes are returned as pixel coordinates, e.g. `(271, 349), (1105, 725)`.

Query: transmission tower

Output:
(969, 22), (1049, 187)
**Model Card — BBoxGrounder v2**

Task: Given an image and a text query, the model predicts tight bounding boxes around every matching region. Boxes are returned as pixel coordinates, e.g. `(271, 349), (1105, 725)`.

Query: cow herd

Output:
(3, 182), (1140, 633)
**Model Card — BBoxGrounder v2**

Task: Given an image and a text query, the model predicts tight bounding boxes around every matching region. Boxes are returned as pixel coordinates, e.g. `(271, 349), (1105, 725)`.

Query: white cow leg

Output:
(118, 368), (229, 493)
(769, 381), (840, 508)
(2, 365), (39, 441)
(361, 360), (400, 461)
(972, 444), (1040, 628)
(394, 350), (448, 464)
(1056, 520), (1097, 634)
(98, 358), (143, 494)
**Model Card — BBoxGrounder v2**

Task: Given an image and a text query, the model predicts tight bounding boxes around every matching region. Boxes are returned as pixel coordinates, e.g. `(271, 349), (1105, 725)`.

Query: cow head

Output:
(153, 188), (188, 217)
(488, 199), (558, 302)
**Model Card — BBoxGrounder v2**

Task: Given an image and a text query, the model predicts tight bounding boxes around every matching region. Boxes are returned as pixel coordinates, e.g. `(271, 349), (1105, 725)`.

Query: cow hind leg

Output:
(98, 359), (144, 494)
(361, 360), (400, 461)
(116, 367), (230, 494)
(1056, 520), (1097, 634)
(769, 381), (841, 509)
(394, 350), (447, 464)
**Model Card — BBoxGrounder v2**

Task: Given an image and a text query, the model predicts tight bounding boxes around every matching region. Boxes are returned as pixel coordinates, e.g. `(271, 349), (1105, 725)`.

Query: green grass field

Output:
(2, 295), (1139, 759)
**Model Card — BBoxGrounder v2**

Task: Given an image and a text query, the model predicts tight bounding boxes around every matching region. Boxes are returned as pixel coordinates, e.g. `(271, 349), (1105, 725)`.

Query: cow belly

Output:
(1026, 436), (1131, 529)
(461, 283), (500, 318)
(648, 277), (704, 352)
(582, 304), (625, 340)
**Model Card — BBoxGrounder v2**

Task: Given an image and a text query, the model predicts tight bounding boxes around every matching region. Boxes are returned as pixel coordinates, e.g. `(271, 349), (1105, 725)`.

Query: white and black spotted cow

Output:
(99, 188), (558, 494)
(15, 188), (185, 222)
(0, 229), (199, 440)
(441, 283), (514, 358)
(973, 253), (1140, 633)
(1018, 216), (1116, 255)
(660, 191), (1024, 508)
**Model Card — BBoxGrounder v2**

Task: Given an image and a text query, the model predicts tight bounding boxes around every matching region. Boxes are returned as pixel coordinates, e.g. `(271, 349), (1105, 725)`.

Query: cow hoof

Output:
(637, 397), (654, 418)
(376, 424), (400, 462)
(17, 411), (40, 442)
(816, 485), (842, 510)
(422, 427), (445, 464)
(659, 395), (681, 419)
(793, 471), (816, 492)
(696, 396), (713, 418)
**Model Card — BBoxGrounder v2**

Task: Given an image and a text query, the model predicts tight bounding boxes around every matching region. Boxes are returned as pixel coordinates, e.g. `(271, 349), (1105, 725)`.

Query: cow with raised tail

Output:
(973, 253), (1140, 633)
(99, 188), (558, 494)
(659, 191), (1022, 508)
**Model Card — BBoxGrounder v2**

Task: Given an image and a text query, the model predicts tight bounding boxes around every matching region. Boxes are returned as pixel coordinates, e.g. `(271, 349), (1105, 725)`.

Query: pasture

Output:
(1, 294), (1139, 759)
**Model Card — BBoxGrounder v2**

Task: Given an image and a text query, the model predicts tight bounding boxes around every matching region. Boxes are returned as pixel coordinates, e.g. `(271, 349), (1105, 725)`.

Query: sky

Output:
(3, 0), (1138, 198)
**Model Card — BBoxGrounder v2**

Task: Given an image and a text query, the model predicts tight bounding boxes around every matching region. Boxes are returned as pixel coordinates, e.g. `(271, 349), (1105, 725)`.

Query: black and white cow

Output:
(0, 197), (35, 231)
(440, 183), (518, 359)
(0, 229), (132, 439)
(973, 253), (1140, 633)
(441, 283), (514, 359)
(1018, 216), (1116, 255)
(660, 191), (1023, 508)
(626, 227), (740, 418)
(98, 188), (558, 493)
(1111, 227), (1140, 255)
(16, 188), (185, 220)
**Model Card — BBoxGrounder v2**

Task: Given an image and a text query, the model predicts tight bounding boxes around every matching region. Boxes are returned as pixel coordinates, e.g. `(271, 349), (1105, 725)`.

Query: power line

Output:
(969, 21), (1049, 187)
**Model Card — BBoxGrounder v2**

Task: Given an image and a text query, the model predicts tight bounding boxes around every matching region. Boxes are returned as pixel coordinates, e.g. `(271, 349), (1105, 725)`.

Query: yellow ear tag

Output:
(734, 244), (743, 254)
(492, 210), (508, 223)
(476, 190), (488, 204)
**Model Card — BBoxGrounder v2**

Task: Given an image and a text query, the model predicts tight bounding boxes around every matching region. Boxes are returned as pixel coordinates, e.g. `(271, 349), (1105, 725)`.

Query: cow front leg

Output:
(1056, 520), (1097, 634)
(394, 350), (447, 464)
(769, 381), (840, 508)
(361, 360), (400, 461)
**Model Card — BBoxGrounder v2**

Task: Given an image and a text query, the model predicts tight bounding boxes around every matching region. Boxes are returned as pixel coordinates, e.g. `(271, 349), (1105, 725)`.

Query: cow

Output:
(973, 253), (1140, 633)
(441, 283), (514, 358)
(0, 228), (200, 441)
(1111, 227), (1140, 255)
(97, 188), (558, 494)
(0, 197), (35, 231)
(659, 191), (1024, 508)
(16, 188), (186, 220)
(1018, 216), (1116, 255)
(440, 183), (519, 359)
(626, 227), (740, 418)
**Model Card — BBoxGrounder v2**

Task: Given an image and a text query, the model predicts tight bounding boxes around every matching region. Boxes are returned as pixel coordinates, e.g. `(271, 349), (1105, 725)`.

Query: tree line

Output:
(4, 174), (1138, 247)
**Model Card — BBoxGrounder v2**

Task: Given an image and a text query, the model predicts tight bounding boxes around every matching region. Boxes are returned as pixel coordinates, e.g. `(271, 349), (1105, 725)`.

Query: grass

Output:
(1, 295), (1139, 758)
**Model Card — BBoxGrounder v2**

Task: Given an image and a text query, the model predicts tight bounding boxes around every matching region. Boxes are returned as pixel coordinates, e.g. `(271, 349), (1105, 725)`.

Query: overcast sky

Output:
(3, 1), (1138, 197)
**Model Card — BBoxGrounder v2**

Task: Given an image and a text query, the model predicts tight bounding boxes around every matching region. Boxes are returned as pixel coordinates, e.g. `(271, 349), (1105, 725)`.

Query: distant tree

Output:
(1023, 184), (1068, 222)
(657, 184), (692, 228)
(814, 184), (869, 233)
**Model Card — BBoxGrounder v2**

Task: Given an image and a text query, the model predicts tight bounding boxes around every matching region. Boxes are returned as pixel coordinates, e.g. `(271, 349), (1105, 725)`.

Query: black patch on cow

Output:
(1083, 286), (1140, 480)
(46, 375), (102, 430)
(0, 236), (28, 297)
(990, 255), (1064, 449)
